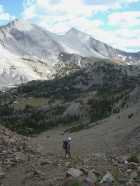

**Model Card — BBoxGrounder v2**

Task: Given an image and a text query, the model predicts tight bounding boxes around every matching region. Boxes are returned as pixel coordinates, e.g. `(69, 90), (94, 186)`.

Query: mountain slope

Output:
(0, 19), (140, 89)
(1, 19), (140, 63)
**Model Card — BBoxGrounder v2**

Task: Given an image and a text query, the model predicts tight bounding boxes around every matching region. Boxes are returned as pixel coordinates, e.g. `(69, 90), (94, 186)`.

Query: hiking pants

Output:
(65, 149), (71, 158)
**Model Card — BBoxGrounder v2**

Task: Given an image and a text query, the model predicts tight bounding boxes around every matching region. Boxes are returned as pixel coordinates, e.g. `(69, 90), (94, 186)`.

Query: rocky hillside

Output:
(0, 123), (140, 186)
(1, 19), (140, 63)
(0, 60), (139, 137)
(0, 62), (140, 186)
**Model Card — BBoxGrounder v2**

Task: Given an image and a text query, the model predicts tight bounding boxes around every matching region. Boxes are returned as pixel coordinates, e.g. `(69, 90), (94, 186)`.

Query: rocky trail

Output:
(0, 122), (140, 186)
(0, 97), (140, 185)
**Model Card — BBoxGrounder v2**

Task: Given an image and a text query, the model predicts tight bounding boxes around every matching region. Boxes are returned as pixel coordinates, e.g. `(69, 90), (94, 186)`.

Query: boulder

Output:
(64, 176), (76, 186)
(102, 172), (113, 182)
(40, 160), (53, 165)
(67, 168), (83, 178)
(13, 152), (27, 161)
(87, 171), (97, 183)
(34, 169), (42, 176)
(80, 167), (89, 175)
(93, 154), (106, 160)
(62, 103), (80, 117)
(130, 171), (138, 179)
(128, 162), (138, 169)
(82, 177), (95, 186)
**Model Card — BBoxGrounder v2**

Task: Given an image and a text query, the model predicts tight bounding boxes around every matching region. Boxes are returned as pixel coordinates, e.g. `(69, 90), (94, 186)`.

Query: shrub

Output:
(127, 155), (139, 163)
(72, 180), (81, 186)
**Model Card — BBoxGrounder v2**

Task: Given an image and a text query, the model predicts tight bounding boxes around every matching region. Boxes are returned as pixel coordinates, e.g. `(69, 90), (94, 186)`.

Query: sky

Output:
(0, 0), (140, 52)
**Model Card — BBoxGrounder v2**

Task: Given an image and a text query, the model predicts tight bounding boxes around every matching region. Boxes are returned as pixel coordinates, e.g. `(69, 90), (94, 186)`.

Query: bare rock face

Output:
(0, 19), (140, 88)
(115, 85), (140, 109)
(62, 103), (81, 117)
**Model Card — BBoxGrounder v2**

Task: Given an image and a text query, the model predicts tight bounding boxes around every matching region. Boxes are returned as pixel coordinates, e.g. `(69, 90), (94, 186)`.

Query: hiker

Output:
(63, 137), (72, 159)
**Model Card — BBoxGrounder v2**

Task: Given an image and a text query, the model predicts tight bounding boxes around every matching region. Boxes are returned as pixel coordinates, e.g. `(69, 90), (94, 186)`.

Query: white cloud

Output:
(11, 16), (16, 21)
(115, 28), (140, 38)
(0, 5), (3, 13)
(0, 5), (10, 21)
(87, 27), (140, 52)
(0, 13), (10, 20)
(84, 0), (139, 6)
(108, 11), (140, 27)
(23, 0), (36, 9)
(21, 0), (140, 52)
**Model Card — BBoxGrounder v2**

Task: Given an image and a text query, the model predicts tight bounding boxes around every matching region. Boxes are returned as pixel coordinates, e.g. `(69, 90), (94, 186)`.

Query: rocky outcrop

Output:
(115, 85), (140, 109)
(62, 103), (81, 117)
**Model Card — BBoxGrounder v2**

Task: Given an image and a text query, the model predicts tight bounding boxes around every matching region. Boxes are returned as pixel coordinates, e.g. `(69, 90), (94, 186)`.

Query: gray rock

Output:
(0, 167), (5, 177)
(87, 171), (97, 183)
(93, 154), (106, 160)
(34, 169), (42, 176)
(23, 172), (34, 180)
(64, 176), (76, 186)
(67, 168), (83, 178)
(102, 172), (113, 182)
(12, 147), (18, 152)
(130, 171), (138, 179)
(106, 176), (114, 183)
(63, 103), (80, 117)
(13, 152), (27, 161)
(126, 181), (133, 186)
(82, 177), (95, 186)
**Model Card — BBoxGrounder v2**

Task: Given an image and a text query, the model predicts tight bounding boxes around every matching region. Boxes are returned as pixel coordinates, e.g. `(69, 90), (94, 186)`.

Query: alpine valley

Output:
(0, 19), (140, 186)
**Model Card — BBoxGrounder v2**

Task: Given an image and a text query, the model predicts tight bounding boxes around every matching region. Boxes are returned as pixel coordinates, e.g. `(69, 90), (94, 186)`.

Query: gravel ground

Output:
(34, 100), (140, 157)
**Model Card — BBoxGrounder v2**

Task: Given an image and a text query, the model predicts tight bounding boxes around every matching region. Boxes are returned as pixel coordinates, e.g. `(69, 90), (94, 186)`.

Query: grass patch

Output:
(14, 98), (49, 109)
(65, 123), (90, 133)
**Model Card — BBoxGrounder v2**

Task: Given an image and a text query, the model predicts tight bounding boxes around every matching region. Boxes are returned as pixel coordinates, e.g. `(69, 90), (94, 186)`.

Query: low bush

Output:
(127, 155), (139, 163)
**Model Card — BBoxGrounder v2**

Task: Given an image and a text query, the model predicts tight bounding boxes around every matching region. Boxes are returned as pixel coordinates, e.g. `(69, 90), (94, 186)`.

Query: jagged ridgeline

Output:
(0, 60), (139, 136)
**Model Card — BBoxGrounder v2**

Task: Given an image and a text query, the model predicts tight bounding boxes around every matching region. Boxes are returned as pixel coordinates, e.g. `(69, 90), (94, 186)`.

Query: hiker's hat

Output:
(68, 137), (71, 141)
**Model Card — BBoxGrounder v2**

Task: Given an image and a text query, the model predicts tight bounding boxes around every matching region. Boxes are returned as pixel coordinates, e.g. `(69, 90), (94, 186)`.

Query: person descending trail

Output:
(63, 137), (72, 159)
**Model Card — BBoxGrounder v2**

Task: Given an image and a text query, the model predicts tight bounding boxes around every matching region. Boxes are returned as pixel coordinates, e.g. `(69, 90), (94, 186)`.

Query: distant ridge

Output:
(0, 19), (140, 88)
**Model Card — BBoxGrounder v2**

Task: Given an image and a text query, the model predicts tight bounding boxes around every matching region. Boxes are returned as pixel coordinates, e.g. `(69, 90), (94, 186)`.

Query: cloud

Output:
(0, 5), (10, 21)
(0, 5), (3, 13)
(115, 28), (140, 38)
(87, 27), (140, 52)
(21, 0), (140, 52)
(11, 16), (16, 20)
(0, 13), (10, 20)
(108, 11), (140, 27)
(84, 0), (139, 6)
(23, 0), (36, 9)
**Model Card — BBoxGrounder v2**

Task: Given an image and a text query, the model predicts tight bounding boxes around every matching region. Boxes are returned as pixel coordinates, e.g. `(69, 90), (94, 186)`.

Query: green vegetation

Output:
(114, 167), (120, 180)
(0, 103), (80, 136)
(71, 180), (81, 186)
(127, 155), (139, 163)
(0, 61), (139, 136)
(65, 122), (91, 133)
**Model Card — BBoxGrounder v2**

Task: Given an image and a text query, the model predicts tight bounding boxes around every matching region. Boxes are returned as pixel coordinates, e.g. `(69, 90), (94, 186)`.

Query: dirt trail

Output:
(34, 100), (140, 157)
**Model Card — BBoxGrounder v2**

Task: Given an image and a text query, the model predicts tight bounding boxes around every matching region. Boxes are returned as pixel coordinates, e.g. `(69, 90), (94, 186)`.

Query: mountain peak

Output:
(65, 27), (80, 35)
(6, 19), (31, 27)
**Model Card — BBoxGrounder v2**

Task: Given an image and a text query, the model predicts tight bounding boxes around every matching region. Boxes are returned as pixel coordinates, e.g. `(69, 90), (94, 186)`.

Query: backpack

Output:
(63, 140), (68, 149)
